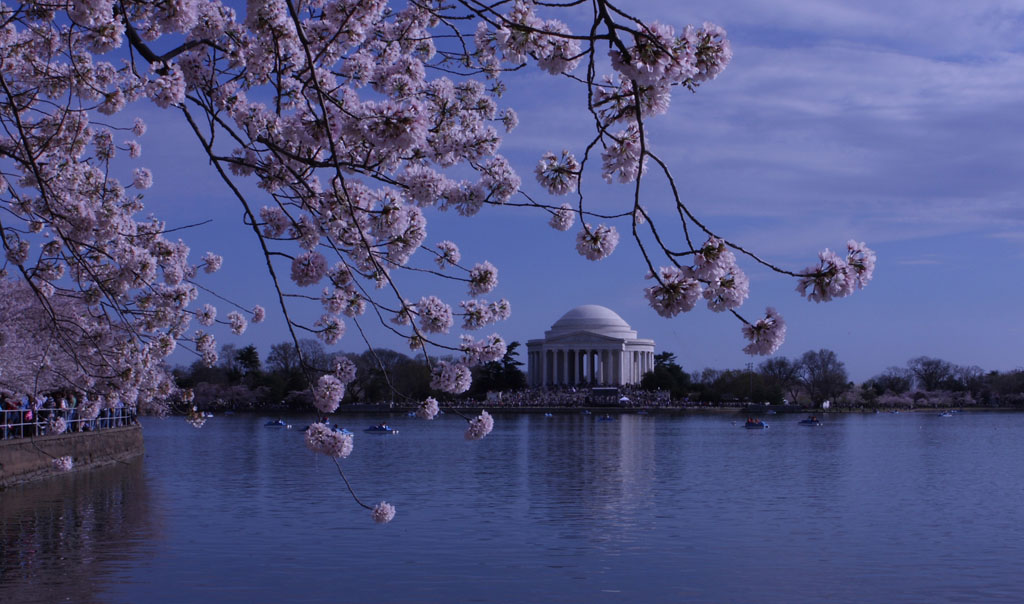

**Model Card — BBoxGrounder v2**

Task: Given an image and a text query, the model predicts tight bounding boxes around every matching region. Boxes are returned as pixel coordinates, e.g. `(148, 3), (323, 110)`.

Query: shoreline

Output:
(185, 404), (1024, 418)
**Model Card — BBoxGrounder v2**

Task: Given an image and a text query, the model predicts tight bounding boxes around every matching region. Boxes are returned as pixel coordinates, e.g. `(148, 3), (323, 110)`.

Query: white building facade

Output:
(526, 305), (656, 388)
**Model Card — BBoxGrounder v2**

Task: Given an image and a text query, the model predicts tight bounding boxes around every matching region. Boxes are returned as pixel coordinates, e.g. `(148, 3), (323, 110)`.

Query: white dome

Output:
(545, 305), (637, 339)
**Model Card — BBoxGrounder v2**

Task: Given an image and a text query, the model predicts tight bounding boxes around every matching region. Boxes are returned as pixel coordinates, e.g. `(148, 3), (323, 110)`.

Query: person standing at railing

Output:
(19, 396), (34, 437)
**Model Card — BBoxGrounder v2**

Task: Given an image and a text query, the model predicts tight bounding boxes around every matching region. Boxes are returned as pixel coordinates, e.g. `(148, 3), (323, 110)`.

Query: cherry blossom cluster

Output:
(742, 307), (787, 356)
(576, 224), (620, 261)
(643, 237), (749, 317)
(186, 406), (208, 429)
(797, 240), (877, 302)
(465, 410), (495, 441)
(53, 456), (74, 472)
(460, 299), (511, 330)
(460, 334), (508, 366)
(305, 422), (354, 458)
(372, 501), (396, 524)
(416, 397), (440, 420)
(535, 151), (580, 196)
(644, 236), (873, 354)
(313, 375), (346, 414)
(430, 360), (472, 394)
(332, 357), (358, 384)
(549, 204), (577, 232)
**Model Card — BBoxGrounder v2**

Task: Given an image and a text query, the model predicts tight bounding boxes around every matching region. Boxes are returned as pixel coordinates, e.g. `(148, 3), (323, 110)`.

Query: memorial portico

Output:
(526, 305), (656, 388)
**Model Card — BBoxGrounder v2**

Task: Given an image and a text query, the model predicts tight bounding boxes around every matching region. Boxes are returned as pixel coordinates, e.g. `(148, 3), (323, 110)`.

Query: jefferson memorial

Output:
(526, 305), (656, 388)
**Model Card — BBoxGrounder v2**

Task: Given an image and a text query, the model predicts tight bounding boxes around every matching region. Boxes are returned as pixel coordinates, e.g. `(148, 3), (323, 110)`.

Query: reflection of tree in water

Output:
(0, 459), (155, 604)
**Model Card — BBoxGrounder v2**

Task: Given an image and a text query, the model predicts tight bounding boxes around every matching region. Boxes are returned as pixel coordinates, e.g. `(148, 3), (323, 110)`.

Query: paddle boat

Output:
(798, 416), (822, 426)
(544, 412), (554, 417)
(581, 410), (592, 415)
(744, 418), (768, 429)
(365, 423), (398, 434)
(938, 411), (954, 418)
(597, 414), (615, 422)
(264, 419), (288, 427)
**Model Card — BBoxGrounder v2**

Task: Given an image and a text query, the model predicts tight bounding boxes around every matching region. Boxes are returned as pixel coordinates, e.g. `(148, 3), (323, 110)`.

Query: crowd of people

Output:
(0, 390), (137, 440)
(447, 386), (675, 410)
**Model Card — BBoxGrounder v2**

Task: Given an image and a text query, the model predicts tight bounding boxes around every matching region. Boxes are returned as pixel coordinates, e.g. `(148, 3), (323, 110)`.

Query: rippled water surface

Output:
(4, 411), (1024, 603)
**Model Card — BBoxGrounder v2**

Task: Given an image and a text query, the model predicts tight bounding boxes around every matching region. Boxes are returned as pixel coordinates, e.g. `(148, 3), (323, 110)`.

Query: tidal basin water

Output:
(4, 411), (1024, 603)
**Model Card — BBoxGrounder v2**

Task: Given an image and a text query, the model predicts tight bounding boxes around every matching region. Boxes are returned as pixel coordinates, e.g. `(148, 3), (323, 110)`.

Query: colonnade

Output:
(526, 347), (655, 387)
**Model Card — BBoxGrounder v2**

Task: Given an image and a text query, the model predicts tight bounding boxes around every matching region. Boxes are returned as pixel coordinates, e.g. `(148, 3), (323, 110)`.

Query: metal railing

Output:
(0, 407), (137, 440)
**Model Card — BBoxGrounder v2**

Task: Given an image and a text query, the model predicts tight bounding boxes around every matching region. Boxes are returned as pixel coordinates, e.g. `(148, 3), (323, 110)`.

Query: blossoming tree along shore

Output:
(0, 0), (874, 521)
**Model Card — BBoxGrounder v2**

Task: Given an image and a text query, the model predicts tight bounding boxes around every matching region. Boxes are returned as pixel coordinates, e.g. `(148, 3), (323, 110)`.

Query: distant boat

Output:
(365, 424), (398, 434)
(798, 416), (822, 426)
(938, 411), (954, 418)
(544, 412), (553, 417)
(597, 415), (615, 422)
(744, 418), (768, 430)
(265, 419), (287, 427)
(581, 410), (592, 415)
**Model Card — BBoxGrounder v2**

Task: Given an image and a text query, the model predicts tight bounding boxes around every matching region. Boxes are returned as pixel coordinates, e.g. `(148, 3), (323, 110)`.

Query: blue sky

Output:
(146, 0), (1024, 381)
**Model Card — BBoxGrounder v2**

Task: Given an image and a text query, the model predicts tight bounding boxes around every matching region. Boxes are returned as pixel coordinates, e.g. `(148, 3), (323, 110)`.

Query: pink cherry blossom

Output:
(313, 375), (345, 413)
(535, 150), (579, 195)
(430, 361), (471, 394)
(575, 224), (619, 261)
(742, 307), (787, 356)
(703, 265), (750, 312)
(53, 456), (74, 472)
(435, 241), (461, 269)
(468, 261), (498, 296)
(796, 249), (856, 303)
(372, 501), (396, 524)
(133, 168), (153, 189)
(693, 237), (737, 281)
(315, 314), (346, 345)
(197, 304), (217, 326)
(252, 305), (266, 324)
(644, 266), (702, 317)
(202, 252), (223, 274)
(416, 397), (440, 420)
(549, 203), (576, 232)
(461, 333), (507, 366)
(846, 240), (876, 288)
(465, 410), (494, 440)
(332, 357), (358, 383)
(415, 296), (453, 334)
(227, 311), (247, 335)
(305, 422), (354, 458)
(291, 252), (328, 287)
(601, 125), (647, 184)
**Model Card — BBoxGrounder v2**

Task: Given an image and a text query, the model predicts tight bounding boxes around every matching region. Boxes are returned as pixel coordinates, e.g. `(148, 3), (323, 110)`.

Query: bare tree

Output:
(907, 357), (955, 391)
(800, 349), (848, 404)
(759, 357), (802, 403)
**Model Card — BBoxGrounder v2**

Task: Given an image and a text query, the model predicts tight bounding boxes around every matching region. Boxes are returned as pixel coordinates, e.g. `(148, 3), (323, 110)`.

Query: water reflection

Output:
(0, 458), (154, 604)
(6, 412), (1024, 603)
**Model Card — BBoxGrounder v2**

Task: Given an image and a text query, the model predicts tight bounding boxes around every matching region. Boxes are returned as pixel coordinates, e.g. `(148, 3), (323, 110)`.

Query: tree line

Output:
(172, 340), (526, 411)
(174, 342), (1024, 411)
(641, 351), (1024, 408)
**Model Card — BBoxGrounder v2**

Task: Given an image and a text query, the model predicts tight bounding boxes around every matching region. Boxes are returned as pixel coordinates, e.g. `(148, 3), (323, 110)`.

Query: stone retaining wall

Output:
(0, 426), (144, 488)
